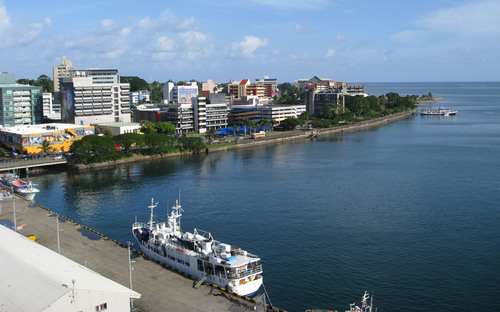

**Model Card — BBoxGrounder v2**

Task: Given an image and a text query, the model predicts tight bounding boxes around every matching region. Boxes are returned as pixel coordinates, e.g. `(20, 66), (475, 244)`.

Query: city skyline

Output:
(1, 0), (499, 83)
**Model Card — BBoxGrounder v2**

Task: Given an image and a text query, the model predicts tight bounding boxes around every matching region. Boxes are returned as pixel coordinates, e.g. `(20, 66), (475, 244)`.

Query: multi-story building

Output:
(163, 82), (198, 104)
(255, 77), (278, 98)
(228, 79), (266, 99)
(202, 79), (219, 93)
(130, 90), (150, 105)
(257, 105), (306, 122)
(0, 73), (43, 127)
(0, 123), (95, 154)
(133, 95), (228, 134)
(165, 103), (195, 133)
(52, 57), (74, 104)
(205, 94), (228, 131)
(42, 93), (55, 116)
(297, 77), (366, 116)
(60, 69), (131, 126)
(228, 104), (306, 124)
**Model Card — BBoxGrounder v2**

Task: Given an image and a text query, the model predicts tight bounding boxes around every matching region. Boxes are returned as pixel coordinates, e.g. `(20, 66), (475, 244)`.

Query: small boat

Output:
(13, 180), (40, 201)
(420, 107), (457, 116)
(305, 291), (375, 312)
(132, 197), (263, 296)
(346, 291), (375, 312)
(0, 172), (40, 201)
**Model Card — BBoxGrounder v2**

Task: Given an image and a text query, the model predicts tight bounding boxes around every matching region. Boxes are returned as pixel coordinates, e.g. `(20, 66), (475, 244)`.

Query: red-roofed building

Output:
(228, 79), (265, 99)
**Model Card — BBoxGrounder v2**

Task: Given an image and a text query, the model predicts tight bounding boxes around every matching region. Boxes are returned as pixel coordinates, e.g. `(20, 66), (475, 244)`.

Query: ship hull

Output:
(133, 235), (263, 296)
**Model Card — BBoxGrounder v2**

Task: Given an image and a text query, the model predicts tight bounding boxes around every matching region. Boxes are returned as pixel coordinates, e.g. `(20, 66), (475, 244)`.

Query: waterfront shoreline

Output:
(74, 108), (420, 170)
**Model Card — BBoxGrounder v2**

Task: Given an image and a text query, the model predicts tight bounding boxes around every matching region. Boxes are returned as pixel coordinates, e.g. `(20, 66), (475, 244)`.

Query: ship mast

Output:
(172, 199), (182, 235)
(148, 198), (157, 230)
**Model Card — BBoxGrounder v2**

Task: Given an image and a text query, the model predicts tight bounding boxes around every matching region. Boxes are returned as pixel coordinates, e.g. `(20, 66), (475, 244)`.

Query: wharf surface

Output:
(0, 194), (268, 312)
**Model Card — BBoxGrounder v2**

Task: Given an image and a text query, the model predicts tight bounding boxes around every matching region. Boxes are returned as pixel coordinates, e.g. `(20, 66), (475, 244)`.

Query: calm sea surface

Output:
(32, 82), (500, 312)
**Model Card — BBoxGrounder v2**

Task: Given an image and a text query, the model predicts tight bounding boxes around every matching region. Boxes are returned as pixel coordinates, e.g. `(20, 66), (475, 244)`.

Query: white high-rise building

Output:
(163, 82), (198, 103)
(60, 69), (131, 126)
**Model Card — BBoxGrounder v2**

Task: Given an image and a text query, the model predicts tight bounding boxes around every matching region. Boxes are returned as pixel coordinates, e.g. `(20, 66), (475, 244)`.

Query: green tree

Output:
(205, 128), (217, 143)
(176, 136), (205, 152)
(38, 139), (54, 155)
(260, 119), (271, 133)
(140, 120), (156, 134)
(321, 102), (338, 119)
(144, 134), (176, 154)
(154, 122), (176, 135)
(149, 81), (164, 103)
(37, 75), (54, 93)
(280, 117), (301, 130)
(114, 133), (144, 154)
(69, 135), (120, 164)
(120, 76), (149, 92)
(102, 128), (113, 137)
(241, 118), (251, 137)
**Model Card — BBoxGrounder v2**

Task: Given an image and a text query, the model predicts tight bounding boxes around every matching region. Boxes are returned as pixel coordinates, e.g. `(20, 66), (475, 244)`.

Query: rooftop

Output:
(0, 225), (140, 311)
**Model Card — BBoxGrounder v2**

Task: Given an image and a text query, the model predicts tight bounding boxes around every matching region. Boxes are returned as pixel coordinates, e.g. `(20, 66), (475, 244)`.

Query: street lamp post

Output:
(128, 242), (135, 309)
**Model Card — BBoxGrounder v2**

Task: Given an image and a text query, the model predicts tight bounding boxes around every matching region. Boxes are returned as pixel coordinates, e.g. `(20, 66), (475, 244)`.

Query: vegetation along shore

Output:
(71, 93), (442, 170)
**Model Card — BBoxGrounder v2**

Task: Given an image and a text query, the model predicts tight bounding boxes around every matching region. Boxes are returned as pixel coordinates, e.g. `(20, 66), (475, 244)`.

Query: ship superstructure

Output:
(132, 198), (263, 296)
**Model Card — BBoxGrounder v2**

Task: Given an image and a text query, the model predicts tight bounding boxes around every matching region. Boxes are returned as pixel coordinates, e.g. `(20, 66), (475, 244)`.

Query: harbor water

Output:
(31, 82), (500, 312)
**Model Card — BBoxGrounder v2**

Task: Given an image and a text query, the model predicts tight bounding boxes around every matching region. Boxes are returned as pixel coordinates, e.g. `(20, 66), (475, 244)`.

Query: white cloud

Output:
(0, 2), (51, 49)
(180, 31), (208, 46)
(418, 0), (500, 37)
(231, 36), (268, 58)
(101, 19), (114, 28)
(156, 36), (176, 51)
(393, 0), (500, 45)
(325, 49), (336, 58)
(293, 23), (311, 34)
(251, 0), (329, 10)
(0, 3), (11, 31)
(336, 34), (347, 43)
(138, 17), (152, 28)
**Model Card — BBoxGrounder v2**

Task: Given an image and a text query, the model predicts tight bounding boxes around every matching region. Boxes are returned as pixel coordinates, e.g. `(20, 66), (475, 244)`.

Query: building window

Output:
(95, 303), (107, 311)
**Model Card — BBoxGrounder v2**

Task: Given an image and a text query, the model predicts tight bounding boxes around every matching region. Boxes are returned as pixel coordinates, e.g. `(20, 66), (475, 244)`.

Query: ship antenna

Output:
(148, 198), (157, 230)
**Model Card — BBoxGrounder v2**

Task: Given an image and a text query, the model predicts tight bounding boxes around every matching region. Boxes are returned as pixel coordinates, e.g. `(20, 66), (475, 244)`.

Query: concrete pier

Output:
(0, 194), (272, 312)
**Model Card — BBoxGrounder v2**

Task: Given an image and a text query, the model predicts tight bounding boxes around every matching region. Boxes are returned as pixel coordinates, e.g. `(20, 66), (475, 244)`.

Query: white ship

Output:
(420, 107), (457, 116)
(132, 198), (263, 297)
(0, 172), (40, 201)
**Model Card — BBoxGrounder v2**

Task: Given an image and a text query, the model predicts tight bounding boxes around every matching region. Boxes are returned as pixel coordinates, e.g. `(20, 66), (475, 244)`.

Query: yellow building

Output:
(0, 123), (95, 154)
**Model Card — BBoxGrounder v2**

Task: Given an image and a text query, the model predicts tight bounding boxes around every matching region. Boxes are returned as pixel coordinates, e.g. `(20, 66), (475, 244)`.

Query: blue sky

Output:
(1, 0), (499, 83)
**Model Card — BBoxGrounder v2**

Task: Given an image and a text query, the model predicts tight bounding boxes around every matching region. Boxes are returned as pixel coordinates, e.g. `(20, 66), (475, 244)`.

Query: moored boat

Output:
(420, 107), (457, 116)
(305, 291), (375, 312)
(132, 198), (263, 296)
(0, 172), (40, 201)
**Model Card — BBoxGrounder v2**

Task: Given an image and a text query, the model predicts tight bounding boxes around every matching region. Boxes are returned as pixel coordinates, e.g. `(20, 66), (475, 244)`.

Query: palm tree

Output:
(251, 120), (259, 135)
(232, 121), (240, 137)
(205, 128), (217, 143)
(39, 139), (54, 155)
(241, 118), (250, 137)
(261, 119), (270, 133)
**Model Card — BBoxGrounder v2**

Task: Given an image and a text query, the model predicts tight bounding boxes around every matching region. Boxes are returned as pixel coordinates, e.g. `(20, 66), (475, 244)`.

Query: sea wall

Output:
(208, 109), (417, 152)
(74, 109), (416, 169)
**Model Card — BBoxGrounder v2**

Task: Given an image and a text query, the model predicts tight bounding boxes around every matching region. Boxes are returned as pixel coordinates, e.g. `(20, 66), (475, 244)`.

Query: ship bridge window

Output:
(215, 265), (225, 277)
(204, 262), (214, 275)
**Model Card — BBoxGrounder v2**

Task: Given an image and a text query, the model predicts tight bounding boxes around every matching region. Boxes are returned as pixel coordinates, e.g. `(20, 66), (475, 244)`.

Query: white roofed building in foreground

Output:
(0, 225), (140, 312)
